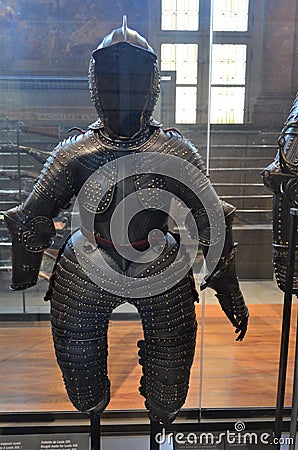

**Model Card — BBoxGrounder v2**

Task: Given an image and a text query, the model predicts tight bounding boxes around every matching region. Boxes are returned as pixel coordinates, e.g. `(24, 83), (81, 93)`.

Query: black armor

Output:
(263, 93), (298, 294)
(4, 17), (248, 423)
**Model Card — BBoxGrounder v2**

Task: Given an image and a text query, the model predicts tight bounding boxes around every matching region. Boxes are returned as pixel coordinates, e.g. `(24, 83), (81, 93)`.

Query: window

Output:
(161, 0), (200, 31)
(158, 0), (250, 125)
(210, 87), (245, 123)
(176, 87), (197, 123)
(210, 44), (247, 123)
(213, 0), (249, 32)
(211, 44), (247, 85)
(161, 44), (198, 123)
(161, 44), (198, 84)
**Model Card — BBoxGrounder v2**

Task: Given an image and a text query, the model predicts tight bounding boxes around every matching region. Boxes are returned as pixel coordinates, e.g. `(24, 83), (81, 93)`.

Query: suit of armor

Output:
(263, 93), (298, 294)
(4, 18), (248, 424)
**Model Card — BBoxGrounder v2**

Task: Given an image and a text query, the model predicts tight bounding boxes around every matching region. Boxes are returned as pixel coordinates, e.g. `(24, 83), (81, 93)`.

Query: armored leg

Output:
(48, 239), (122, 413)
(134, 272), (197, 424)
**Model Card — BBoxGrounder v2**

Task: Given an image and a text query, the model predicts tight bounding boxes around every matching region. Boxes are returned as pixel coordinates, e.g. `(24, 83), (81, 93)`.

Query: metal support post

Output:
(150, 418), (160, 450)
(274, 208), (298, 448)
(90, 412), (101, 450)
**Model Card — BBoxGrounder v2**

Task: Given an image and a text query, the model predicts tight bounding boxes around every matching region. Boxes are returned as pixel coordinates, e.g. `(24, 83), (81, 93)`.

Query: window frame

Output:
(148, 0), (265, 127)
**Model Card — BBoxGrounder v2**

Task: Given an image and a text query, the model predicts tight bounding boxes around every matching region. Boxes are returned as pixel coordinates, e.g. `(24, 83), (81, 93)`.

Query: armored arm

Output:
(174, 134), (249, 340)
(4, 140), (75, 290)
(262, 94), (298, 294)
(197, 201), (249, 341)
(4, 196), (56, 290)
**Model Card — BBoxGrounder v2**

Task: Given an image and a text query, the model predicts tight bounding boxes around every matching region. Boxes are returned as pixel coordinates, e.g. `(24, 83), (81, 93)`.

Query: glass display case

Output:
(0, 0), (297, 449)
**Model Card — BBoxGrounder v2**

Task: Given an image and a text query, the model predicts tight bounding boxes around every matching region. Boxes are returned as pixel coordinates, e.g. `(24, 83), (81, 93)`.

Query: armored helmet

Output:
(88, 16), (160, 138)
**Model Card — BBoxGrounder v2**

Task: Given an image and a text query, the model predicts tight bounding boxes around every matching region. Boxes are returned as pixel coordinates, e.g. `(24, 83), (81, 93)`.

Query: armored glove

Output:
(201, 249), (249, 341)
(192, 202), (249, 341)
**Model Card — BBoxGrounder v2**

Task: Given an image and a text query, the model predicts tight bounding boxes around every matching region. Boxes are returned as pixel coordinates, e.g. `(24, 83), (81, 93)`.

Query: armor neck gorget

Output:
(91, 127), (161, 151)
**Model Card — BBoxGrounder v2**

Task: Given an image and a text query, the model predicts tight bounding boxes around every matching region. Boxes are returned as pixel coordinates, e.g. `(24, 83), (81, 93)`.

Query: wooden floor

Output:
(0, 303), (297, 413)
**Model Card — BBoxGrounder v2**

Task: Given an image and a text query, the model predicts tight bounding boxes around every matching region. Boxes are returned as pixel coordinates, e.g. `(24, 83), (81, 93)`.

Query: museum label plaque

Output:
(0, 433), (89, 450)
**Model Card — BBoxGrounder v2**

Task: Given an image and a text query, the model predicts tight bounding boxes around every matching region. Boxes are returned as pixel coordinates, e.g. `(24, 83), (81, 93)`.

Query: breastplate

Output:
(77, 127), (170, 246)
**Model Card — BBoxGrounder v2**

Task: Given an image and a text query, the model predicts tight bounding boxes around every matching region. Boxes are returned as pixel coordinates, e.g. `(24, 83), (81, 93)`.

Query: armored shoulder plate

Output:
(35, 131), (119, 214)
(278, 94), (298, 178)
(263, 93), (298, 193)
(128, 128), (207, 208)
(160, 128), (207, 173)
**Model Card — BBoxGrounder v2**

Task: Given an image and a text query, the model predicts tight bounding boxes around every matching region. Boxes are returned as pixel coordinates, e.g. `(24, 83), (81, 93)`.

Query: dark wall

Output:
(0, 0), (148, 76)
(0, 0), (148, 128)
(251, 0), (298, 126)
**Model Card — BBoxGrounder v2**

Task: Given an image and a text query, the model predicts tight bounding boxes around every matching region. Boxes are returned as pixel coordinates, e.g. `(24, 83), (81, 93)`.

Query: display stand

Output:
(289, 309), (298, 450)
(90, 414), (161, 449)
(90, 412), (101, 450)
(274, 207), (298, 449)
(150, 418), (160, 450)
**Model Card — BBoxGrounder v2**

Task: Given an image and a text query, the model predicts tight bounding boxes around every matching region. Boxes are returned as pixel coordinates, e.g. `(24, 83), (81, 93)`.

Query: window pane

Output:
(211, 44), (247, 85)
(161, 44), (198, 84)
(210, 87), (245, 124)
(176, 87), (197, 123)
(161, 0), (199, 31)
(213, 0), (249, 31)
